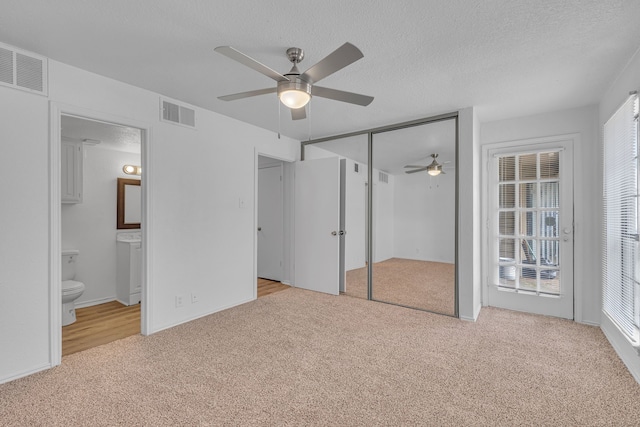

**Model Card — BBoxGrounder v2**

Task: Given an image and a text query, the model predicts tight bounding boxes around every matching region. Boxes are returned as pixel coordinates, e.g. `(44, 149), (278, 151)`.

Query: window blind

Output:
(603, 93), (640, 343)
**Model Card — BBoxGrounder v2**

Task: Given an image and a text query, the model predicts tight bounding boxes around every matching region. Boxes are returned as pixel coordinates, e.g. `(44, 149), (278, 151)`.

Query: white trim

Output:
(75, 296), (116, 309)
(0, 363), (52, 385)
(601, 311), (640, 384)
(481, 133), (580, 320)
(49, 102), (153, 368)
(151, 297), (255, 334)
(254, 149), (296, 296)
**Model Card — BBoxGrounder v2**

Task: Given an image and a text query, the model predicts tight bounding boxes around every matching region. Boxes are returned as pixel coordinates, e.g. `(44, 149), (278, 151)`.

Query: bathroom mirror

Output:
(117, 178), (141, 229)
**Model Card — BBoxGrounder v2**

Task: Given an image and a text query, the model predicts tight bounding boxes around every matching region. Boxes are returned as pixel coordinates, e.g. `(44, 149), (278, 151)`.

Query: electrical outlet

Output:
(175, 295), (184, 308)
(191, 293), (198, 304)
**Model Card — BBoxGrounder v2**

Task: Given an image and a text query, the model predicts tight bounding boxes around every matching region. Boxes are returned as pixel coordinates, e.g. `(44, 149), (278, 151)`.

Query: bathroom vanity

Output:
(116, 232), (141, 306)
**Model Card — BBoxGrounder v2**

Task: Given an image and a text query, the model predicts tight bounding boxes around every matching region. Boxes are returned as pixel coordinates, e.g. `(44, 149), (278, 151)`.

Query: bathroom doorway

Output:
(50, 105), (149, 364)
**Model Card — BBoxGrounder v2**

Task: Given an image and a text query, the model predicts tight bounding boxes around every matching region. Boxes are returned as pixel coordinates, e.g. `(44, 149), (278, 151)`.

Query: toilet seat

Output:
(62, 280), (85, 295)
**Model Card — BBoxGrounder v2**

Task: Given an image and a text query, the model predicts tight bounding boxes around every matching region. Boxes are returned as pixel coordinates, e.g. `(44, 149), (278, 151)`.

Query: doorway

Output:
(60, 115), (143, 356)
(256, 155), (290, 298)
(482, 136), (575, 319)
(49, 104), (150, 366)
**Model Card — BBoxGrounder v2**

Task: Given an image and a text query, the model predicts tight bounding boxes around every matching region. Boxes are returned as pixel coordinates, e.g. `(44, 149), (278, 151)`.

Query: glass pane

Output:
(499, 156), (515, 181)
(499, 238), (516, 259)
(519, 183), (537, 208)
(371, 118), (457, 316)
(519, 154), (537, 180)
(499, 211), (515, 235)
(519, 211), (536, 237)
(539, 239), (559, 266)
(499, 184), (515, 208)
(499, 263), (516, 288)
(540, 182), (559, 208)
(540, 269), (560, 294)
(540, 152), (559, 179)
(540, 213), (559, 238)
(519, 268), (537, 291)
(520, 239), (536, 264)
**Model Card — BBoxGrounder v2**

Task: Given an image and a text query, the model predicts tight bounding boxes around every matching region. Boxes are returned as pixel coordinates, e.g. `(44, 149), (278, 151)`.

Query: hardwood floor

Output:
(257, 278), (289, 297)
(62, 281), (289, 357)
(62, 301), (140, 357)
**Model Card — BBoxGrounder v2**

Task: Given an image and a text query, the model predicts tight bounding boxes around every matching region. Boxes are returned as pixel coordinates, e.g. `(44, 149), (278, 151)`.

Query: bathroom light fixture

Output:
(123, 164), (142, 176)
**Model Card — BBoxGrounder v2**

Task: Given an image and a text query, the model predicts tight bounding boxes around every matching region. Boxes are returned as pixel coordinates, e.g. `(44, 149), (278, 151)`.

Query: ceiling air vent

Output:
(160, 98), (196, 128)
(0, 42), (48, 96)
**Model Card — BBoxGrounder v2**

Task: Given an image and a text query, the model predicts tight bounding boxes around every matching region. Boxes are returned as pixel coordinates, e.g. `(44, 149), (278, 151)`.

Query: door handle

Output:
(339, 230), (346, 236)
(563, 227), (571, 234)
(258, 227), (262, 231)
(331, 231), (337, 236)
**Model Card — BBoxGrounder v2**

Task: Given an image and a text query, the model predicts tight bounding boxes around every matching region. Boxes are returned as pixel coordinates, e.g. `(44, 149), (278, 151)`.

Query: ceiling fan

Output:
(404, 154), (450, 176)
(214, 42), (374, 120)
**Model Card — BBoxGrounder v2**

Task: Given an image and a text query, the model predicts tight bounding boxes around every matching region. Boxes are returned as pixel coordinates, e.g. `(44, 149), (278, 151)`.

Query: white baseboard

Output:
(600, 312), (640, 384)
(75, 296), (116, 309)
(281, 280), (291, 286)
(0, 363), (51, 385)
(150, 297), (256, 335)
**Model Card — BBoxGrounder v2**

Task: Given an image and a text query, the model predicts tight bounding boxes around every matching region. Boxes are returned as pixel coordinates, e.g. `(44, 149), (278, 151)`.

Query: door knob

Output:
(563, 228), (571, 234)
(339, 230), (346, 236)
(331, 231), (337, 236)
(258, 227), (262, 231)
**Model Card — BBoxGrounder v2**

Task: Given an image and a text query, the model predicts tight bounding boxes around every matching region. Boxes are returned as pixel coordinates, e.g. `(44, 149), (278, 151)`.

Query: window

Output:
(603, 93), (640, 344)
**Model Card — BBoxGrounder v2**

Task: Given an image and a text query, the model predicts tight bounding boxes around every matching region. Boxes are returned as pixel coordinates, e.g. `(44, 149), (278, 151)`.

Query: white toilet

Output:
(62, 249), (85, 326)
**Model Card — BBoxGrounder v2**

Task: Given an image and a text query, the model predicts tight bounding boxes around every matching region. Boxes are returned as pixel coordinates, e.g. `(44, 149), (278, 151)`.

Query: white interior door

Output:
(294, 157), (340, 295)
(258, 165), (283, 281)
(485, 139), (574, 319)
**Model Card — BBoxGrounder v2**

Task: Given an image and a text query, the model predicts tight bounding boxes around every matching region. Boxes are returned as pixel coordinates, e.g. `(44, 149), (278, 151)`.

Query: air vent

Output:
(378, 171), (389, 184)
(354, 163), (359, 173)
(0, 42), (48, 96)
(160, 98), (196, 128)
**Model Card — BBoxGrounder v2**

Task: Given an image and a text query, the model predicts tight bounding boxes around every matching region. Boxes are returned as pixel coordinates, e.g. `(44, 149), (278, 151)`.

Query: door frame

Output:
(49, 102), (152, 367)
(257, 160), (284, 282)
(253, 149), (295, 299)
(481, 133), (578, 318)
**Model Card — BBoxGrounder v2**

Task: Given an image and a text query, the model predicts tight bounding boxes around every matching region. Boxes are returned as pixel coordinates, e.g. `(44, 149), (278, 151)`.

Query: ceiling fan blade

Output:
(405, 167), (429, 174)
(312, 86), (374, 106)
(215, 46), (289, 83)
(404, 165), (426, 168)
(291, 107), (306, 120)
(218, 87), (276, 101)
(300, 42), (364, 84)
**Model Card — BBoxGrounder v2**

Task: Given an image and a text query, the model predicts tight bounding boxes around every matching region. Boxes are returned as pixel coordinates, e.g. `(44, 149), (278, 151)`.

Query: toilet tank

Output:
(62, 249), (79, 281)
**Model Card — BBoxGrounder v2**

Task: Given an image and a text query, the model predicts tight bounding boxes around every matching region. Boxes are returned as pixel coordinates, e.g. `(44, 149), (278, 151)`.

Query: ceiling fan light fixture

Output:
(277, 79), (312, 109)
(427, 167), (441, 177)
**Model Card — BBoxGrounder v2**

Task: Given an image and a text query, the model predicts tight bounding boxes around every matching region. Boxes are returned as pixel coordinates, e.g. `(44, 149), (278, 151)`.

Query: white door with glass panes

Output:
(485, 139), (574, 319)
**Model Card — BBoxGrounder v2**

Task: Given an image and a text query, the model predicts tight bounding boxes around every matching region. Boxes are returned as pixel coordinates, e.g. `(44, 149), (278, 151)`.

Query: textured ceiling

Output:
(2, 1), (640, 141)
(62, 115), (141, 154)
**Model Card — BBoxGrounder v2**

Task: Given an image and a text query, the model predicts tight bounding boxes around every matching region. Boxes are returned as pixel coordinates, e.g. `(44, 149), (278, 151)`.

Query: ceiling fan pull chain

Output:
(277, 96), (281, 139)
(307, 102), (312, 141)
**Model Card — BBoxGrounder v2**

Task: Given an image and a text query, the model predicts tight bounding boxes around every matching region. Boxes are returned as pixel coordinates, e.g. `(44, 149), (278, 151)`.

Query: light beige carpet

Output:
(346, 258), (455, 315)
(1, 288), (639, 426)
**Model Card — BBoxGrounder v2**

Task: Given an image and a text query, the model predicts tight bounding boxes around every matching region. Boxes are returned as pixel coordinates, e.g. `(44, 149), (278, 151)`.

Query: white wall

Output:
(481, 104), (599, 325)
(393, 172), (455, 263)
(0, 56), (298, 383)
(62, 145), (141, 307)
(598, 47), (640, 383)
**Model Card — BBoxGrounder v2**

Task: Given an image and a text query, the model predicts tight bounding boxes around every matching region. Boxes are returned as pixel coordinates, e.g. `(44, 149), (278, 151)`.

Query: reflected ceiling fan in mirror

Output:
(404, 154), (450, 176)
(214, 42), (374, 120)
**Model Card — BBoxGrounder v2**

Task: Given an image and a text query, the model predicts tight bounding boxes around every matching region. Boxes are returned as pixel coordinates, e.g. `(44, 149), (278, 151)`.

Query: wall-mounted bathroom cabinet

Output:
(61, 139), (83, 203)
